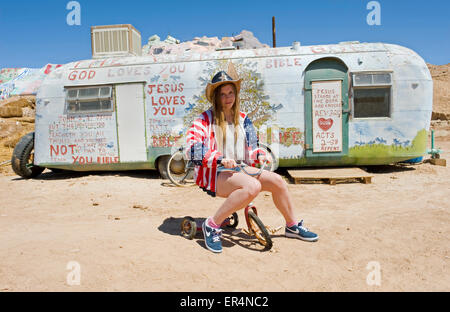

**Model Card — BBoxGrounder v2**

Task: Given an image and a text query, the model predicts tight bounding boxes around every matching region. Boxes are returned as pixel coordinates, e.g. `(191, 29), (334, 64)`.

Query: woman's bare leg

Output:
(257, 170), (297, 224)
(212, 171), (261, 225)
(241, 167), (297, 224)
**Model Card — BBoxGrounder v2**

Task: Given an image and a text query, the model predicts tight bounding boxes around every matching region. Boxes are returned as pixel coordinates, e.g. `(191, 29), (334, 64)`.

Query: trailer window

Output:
(65, 86), (113, 114)
(352, 73), (391, 118)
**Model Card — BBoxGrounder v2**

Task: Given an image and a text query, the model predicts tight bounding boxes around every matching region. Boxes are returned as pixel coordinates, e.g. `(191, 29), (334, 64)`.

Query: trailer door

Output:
(304, 58), (349, 162)
(115, 83), (147, 162)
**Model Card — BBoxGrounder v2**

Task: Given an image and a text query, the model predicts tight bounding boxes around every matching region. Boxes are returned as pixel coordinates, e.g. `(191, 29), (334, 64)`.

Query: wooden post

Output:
(272, 16), (276, 48)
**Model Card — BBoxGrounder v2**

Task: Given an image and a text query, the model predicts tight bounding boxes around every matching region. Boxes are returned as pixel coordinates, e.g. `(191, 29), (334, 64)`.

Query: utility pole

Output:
(272, 16), (276, 48)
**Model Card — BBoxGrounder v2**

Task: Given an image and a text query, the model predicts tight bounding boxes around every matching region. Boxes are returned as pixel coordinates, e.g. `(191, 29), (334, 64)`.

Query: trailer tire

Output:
(157, 155), (170, 179)
(49, 168), (65, 173)
(11, 132), (45, 179)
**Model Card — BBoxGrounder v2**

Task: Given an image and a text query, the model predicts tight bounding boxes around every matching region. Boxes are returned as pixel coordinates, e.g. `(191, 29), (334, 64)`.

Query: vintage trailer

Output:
(12, 41), (433, 178)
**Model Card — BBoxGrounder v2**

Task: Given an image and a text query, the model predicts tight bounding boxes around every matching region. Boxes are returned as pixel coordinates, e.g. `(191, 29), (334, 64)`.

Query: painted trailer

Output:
(11, 41), (432, 178)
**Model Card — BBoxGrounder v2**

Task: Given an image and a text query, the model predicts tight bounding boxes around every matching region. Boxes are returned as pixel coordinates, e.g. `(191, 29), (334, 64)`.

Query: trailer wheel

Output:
(49, 168), (66, 173)
(157, 155), (170, 179)
(11, 132), (45, 179)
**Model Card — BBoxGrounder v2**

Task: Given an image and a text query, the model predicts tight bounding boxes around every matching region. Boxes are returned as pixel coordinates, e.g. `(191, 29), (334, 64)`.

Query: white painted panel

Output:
(115, 83), (147, 162)
(312, 80), (342, 152)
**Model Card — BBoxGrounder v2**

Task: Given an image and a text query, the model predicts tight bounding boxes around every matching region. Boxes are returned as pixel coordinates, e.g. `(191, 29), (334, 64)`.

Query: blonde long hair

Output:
(212, 83), (241, 155)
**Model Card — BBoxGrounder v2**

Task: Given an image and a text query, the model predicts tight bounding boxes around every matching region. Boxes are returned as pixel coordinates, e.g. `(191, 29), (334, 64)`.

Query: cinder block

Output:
(430, 158), (446, 166)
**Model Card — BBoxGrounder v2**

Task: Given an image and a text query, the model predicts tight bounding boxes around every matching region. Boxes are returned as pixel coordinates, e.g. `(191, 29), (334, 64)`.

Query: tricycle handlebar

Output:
(217, 160), (268, 176)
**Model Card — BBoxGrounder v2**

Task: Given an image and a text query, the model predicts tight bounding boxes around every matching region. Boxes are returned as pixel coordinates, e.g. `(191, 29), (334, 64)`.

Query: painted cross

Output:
(219, 72), (227, 81)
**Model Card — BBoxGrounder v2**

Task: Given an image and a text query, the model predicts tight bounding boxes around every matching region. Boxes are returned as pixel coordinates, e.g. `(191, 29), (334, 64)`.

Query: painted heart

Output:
(318, 118), (333, 131)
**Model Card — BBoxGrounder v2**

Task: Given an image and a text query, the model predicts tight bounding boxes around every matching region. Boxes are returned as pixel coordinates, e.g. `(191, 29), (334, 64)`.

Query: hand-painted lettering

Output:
(266, 58), (302, 69)
(68, 70), (96, 81)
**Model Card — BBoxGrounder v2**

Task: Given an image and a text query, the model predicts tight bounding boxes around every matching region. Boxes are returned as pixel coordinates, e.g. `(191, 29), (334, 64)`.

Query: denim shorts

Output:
(201, 167), (239, 198)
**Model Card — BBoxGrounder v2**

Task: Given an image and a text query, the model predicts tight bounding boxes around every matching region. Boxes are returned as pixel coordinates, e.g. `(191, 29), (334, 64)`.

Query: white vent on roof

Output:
(91, 24), (142, 59)
(339, 41), (360, 45)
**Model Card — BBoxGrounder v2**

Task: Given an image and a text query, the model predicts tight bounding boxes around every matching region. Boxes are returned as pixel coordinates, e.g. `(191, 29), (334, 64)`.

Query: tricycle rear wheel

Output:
(180, 216), (197, 240)
(226, 212), (239, 228)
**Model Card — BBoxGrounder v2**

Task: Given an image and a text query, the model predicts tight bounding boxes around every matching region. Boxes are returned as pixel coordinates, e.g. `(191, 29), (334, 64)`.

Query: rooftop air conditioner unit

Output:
(91, 24), (142, 59)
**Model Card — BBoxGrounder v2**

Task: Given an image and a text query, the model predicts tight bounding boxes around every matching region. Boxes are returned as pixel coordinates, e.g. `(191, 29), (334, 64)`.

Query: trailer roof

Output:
(61, 41), (400, 70)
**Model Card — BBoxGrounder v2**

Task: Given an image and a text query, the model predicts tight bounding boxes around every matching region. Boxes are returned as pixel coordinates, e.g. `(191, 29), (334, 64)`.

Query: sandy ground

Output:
(0, 124), (449, 292)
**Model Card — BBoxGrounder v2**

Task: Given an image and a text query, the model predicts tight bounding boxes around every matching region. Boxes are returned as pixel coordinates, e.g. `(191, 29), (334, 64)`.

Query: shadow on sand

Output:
(158, 216), (278, 252)
(362, 164), (418, 174)
(11, 169), (162, 181)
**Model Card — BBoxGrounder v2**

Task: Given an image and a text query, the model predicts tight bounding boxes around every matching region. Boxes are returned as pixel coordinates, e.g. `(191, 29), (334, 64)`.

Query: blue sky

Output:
(0, 0), (448, 68)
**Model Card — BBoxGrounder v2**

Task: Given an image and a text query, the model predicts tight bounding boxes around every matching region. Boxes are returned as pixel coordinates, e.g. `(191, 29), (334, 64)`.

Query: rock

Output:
(427, 63), (450, 118)
(132, 204), (148, 211)
(432, 111), (449, 120)
(141, 30), (269, 56)
(0, 106), (22, 118)
(194, 40), (210, 47)
(21, 107), (35, 118)
(0, 95), (35, 109)
(235, 30), (270, 49)
(233, 34), (243, 41)
(0, 119), (23, 138)
(219, 38), (234, 49)
(164, 35), (180, 44)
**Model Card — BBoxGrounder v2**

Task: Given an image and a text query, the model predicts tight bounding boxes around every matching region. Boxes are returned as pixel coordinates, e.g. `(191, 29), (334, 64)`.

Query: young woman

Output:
(186, 70), (319, 253)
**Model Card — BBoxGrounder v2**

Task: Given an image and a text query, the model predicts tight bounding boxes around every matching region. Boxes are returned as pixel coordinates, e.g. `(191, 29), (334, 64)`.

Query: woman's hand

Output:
(221, 158), (237, 169)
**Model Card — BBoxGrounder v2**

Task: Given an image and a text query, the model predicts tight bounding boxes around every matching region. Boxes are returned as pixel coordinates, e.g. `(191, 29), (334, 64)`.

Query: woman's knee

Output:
(244, 179), (262, 198)
(263, 172), (287, 192)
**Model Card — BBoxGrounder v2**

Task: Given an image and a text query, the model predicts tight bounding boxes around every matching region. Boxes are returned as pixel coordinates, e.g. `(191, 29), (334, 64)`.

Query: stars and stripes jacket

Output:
(186, 108), (265, 197)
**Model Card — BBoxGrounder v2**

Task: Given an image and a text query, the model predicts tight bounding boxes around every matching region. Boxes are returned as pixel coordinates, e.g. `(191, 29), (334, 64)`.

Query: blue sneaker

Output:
(285, 220), (319, 242)
(202, 221), (223, 253)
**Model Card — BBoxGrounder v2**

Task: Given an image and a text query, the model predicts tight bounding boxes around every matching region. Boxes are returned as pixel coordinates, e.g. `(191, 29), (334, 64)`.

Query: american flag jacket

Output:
(186, 108), (265, 197)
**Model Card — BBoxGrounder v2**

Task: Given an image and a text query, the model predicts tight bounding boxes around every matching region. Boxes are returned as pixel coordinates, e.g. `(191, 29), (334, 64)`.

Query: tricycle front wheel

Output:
(247, 210), (273, 250)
